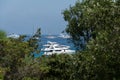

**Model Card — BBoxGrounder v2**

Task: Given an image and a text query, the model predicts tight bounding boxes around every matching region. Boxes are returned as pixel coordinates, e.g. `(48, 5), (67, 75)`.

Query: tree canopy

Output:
(0, 28), (41, 80)
(63, 0), (120, 50)
(62, 0), (120, 79)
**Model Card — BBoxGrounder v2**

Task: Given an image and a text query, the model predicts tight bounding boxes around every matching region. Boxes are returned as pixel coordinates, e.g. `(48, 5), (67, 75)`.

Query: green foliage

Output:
(0, 28), (41, 80)
(38, 54), (75, 80)
(63, 0), (91, 50)
(63, 0), (120, 51)
(0, 30), (6, 39)
(62, 0), (120, 80)
(0, 0), (120, 80)
(0, 67), (5, 80)
(0, 38), (33, 80)
(28, 28), (41, 55)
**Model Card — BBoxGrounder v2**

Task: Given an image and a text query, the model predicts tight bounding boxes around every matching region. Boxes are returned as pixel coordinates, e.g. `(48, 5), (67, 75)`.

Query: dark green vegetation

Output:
(0, 0), (120, 80)
(0, 28), (41, 80)
(63, 0), (120, 51)
(0, 30), (7, 39)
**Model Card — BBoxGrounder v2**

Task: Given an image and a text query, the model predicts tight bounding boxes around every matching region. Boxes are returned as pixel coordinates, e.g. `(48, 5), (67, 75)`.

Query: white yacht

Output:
(7, 33), (20, 39)
(58, 33), (71, 38)
(41, 41), (75, 55)
(46, 35), (56, 39)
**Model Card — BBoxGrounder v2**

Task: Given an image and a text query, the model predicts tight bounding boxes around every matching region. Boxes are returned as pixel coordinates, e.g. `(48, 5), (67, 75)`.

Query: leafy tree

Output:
(0, 38), (33, 80)
(40, 54), (74, 80)
(63, 0), (91, 50)
(0, 28), (41, 80)
(63, 0), (120, 50)
(28, 28), (41, 56)
(63, 0), (120, 80)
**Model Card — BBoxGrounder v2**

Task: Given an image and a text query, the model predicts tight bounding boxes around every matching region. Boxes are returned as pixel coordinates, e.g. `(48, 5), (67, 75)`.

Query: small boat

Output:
(41, 41), (75, 55)
(7, 33), (20, 39)
(46, 35), (56, 39)
(32, 36), (39, 40)
(58, 33), (71, 38)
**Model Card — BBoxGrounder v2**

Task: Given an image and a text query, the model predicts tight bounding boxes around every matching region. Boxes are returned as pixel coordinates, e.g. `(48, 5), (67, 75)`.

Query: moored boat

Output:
(41, 41), (75, 55)
(7, 33), (20, 39)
